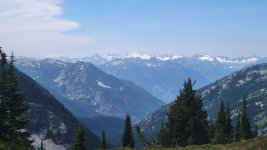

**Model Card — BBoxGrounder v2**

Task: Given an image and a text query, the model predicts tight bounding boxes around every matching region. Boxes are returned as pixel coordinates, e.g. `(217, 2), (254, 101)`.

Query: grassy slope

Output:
(0, 140), (33, 150)
(113, 137), (267, 150)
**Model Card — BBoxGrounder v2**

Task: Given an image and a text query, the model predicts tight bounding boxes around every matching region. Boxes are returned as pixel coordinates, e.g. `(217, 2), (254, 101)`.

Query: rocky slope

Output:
(16, 69), (101, 150)
(15, 58), (164, 122)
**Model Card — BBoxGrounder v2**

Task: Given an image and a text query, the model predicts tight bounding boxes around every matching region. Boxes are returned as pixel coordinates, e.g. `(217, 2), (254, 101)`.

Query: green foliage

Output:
(208, 120), (215, 144)
(0, 49), (31, 146)
(235, 114), (241, 142)
(157, 123), (171, 146)
(214, 101), (234, 144)
(121, 114), (134, 148)
(112, 136), (267, 150)
(253, 125), (258, 138)
(240, 96), (253, 140)
(0, 140), (34, 150)
(158, 79), (209, 147)
(70, 125), (89, 150)
(225, 102), (233, 143)
(101, 130), (106, 149)
(0, 48), (8, 142)
(39, 142), (45, 150)
(214, 101), (227, 144)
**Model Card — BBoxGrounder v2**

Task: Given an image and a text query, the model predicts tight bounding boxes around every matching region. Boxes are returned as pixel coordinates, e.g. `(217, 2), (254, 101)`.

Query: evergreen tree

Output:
(235, 114), (241, 142)
(158, 79), (209, 147)
(0, 50), (31, 146)
(121, 114), (134, 148)
(6, 53), (30, 145)
(40, 142), (45, 150)
(0, 48), (8, 140)
(157, 123), (171, 146)
(70, 125), (88, 150)
(240, 96), (253, 140)
(225, 102), (233, 143)
(253, 125), (258, 138)
(100, 129), (106, 149)
(214, 101), (227, 144)
(208, 120), (215, 144)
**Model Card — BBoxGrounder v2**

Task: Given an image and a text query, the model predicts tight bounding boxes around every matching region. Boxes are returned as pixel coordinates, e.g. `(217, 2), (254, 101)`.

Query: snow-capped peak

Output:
(156, 55), (183, 61)
(195, 54), (215, 61)
(126, 52), (152, 60)
(215, 56), (259, 64)
(102, 53), (122, 61)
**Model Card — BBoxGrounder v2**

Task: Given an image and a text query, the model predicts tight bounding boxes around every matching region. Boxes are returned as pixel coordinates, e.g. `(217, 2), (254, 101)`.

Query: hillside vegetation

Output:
(113, 136), (267, 150)
(0, 140), (34, 150)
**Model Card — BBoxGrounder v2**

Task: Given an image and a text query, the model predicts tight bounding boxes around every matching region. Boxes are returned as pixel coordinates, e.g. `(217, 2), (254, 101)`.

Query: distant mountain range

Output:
(138, 63), (267, 141)
(15, 58), (163, 122)
(14, 53), (267, 148)
(16, 69), (101, 150)
(54, 53), (267, 103)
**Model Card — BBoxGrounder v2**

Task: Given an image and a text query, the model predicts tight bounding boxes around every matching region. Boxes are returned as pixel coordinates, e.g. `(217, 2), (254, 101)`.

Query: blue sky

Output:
(1, 0), (267, 57)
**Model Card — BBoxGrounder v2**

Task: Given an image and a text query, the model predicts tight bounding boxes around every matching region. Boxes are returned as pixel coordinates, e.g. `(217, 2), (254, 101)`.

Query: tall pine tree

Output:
(0, 50), (31, 146)
(208, 120), (215, 144)
(0, 47), (8, 140)
(157, 123), (171, 146)
(121, 114), (134, 148)
(253, 125), (258, 138)
(225, 102), (233, 143)
(70, 125), (88, 150)
(40, 142), (45, 150)
(214, 101), (227, 144)
(100, 129), (106, 149)
(6, 53), (30, 145)
(240, 96), (253, 140)
(235, 114), (241, 142)
(158, 79), (209, 147)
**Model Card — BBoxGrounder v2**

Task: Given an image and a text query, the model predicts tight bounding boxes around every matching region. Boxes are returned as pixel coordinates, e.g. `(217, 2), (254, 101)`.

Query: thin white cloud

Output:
(0, 0), (93, 57)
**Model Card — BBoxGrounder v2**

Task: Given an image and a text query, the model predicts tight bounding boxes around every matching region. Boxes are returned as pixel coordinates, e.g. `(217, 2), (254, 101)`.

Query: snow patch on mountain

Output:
(97, 80), (111, 88)
(126, 52), (152, 60)
(198, 54), (215, 61)
(80, 64), (85, 71)
(156, 55), (183, 61)
(102, 54), (121, 61)
(216, 56), (259, 64)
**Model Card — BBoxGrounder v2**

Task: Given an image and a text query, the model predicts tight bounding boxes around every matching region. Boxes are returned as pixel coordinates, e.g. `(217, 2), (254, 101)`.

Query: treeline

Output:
(157, 79), (257, 148)
(0, 48), (32, 146)
(210, 97), (255, 144)
(70, 114), (136, 150)
(70, 78), (258, 149)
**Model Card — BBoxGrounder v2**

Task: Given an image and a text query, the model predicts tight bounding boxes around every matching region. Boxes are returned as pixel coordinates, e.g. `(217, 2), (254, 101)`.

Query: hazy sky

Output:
(0, 0), (267, 57)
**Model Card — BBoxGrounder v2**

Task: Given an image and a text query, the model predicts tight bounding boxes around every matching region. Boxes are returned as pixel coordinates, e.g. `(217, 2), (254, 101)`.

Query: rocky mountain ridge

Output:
(52, 53), (266, 103)
(16, 69), (101, 150)
(15, 58), (164, 122)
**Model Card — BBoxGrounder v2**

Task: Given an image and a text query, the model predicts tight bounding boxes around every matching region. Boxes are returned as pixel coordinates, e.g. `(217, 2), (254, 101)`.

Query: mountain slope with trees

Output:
(17, 64), (101, 149)
(0, 49), (101, 150)
(138, 63), (267, 141)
